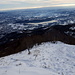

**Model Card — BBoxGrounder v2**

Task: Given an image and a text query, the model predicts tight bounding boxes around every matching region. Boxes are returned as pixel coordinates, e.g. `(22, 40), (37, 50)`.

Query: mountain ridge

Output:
(0, 24), (75, 57)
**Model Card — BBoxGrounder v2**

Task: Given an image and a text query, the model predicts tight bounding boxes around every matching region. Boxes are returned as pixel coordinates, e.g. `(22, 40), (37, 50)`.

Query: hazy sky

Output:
(0, 0), (75, 10)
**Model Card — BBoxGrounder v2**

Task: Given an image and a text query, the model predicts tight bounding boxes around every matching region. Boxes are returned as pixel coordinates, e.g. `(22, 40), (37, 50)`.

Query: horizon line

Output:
(0, 4), (75, 11)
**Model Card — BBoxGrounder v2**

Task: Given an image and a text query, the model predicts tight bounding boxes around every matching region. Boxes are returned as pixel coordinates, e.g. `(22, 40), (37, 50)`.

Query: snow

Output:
(65, 30), (75, 38)
(0, 41), (75, 75)
(70, 27), (75, 30)
(27, 20), (57, 25)
(8, 23), (25, 30)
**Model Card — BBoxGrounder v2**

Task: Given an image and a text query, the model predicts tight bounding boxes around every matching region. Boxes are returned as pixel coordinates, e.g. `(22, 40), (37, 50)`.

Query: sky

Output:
(0, 0), (75, 10)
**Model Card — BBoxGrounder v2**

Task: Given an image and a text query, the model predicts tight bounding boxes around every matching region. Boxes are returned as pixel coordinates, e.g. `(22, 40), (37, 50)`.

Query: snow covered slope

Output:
(0, 41), (75, 75)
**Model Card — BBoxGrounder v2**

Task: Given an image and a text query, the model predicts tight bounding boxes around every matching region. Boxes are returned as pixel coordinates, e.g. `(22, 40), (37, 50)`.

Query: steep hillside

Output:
(0, 42), (75, 75)
(0, 24), (75, 57)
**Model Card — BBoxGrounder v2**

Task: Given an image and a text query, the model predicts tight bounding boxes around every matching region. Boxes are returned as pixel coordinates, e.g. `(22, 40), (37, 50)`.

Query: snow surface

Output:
(70, 27), (75, 30)
(0, 41), (75, 75)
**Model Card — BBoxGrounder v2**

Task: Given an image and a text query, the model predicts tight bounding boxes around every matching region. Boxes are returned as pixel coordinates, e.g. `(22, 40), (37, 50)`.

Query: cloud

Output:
(0, 0), (75, 5)
(0, 4), (75, 11)
(0, 0), (75, 10)
(0, 1), (20, 4)
(0, 0), (75, 4)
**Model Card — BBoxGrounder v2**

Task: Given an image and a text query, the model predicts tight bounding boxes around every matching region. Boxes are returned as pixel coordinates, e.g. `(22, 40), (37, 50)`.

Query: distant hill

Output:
(0, 24), (75, 57)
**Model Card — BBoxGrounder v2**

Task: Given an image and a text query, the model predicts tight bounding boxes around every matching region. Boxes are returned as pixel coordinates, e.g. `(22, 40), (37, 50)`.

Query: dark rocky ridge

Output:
(0, 24), (75, 57)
